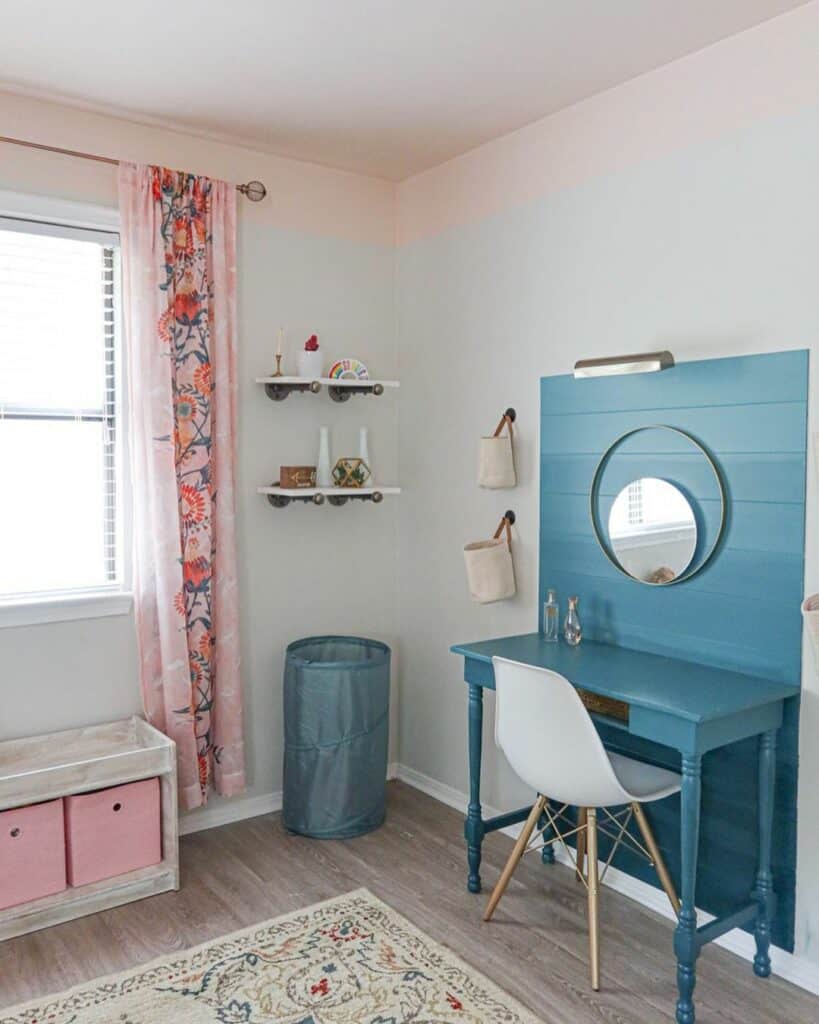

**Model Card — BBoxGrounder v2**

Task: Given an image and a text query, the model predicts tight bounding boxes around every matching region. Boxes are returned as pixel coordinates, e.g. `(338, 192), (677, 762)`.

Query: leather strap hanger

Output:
(493, 510), (516, 549)
(492, 407), (516, 438)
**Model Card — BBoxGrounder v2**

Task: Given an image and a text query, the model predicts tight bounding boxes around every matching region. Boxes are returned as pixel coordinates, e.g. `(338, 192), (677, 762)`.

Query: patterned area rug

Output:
(1, 889), (541, 1023)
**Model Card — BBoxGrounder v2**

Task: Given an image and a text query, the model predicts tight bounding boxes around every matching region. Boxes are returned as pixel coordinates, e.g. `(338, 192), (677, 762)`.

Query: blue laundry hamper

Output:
(283, 636), (391, 839)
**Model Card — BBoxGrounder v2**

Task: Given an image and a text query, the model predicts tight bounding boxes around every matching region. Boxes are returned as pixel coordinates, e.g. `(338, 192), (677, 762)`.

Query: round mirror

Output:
(607, 478), (697, 585)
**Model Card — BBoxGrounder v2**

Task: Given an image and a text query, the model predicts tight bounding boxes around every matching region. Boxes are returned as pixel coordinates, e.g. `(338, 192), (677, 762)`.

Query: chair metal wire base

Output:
(483, 795), (680, 992)
(521, 801), (679, 913)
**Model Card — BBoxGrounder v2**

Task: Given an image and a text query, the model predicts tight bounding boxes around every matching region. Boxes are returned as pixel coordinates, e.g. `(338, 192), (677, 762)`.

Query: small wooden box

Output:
(0, 799), (66, 910)
(280, 466), (316, 488)
(65, 778), (162, 887)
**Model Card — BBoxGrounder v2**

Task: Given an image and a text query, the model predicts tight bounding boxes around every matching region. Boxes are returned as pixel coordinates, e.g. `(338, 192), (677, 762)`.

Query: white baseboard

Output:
(394, 763), (819, 998)
(180, 791), (283, 835)
(396, 763), (469, 812)
(179, 762), (400, 837)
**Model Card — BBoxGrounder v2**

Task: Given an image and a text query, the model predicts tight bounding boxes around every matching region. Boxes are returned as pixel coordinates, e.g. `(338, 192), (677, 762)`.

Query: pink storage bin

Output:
(0, 798), (67, 910)
(65, 777), (161, 887)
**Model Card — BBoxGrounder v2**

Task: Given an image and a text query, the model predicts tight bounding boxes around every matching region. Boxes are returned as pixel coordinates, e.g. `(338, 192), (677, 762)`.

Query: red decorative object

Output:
(305, 334), (319, 351)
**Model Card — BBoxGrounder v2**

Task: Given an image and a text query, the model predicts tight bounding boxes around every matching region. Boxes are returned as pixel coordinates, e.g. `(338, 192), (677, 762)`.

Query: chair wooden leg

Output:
(483, 795), (546, 922)
(586, 807), (600, 991)
(575, 807), (588, 882)
(632, 802), (681, 916)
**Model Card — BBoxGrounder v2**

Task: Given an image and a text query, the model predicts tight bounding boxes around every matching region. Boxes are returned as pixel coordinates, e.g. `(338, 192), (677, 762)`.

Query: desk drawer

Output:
(578, 689), (629, 723)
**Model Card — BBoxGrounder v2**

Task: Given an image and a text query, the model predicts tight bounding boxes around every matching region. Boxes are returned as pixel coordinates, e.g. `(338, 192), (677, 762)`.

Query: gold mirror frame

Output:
(589, 425), (726, 586)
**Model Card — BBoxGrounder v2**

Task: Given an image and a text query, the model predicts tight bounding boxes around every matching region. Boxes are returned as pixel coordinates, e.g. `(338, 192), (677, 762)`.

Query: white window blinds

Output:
(0, 215), (122, 601)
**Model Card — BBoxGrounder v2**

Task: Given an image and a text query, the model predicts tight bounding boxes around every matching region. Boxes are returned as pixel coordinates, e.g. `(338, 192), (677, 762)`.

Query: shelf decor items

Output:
(332, 457), (371, 488)
(359, 426), (371, 478)
(317, 426), (332, 487)
(479, 407), (517, 488)
(279, 466), (317, 488)
(273, 326), (285, 377)
(328, 358), (369, 380)
(297, 333), (323, 379)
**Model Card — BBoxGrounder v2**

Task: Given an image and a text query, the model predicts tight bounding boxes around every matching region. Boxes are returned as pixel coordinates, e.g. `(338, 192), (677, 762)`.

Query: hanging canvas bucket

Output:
(464, 511), (517, 604)
(478, 408), (517, 488)
(802, 594), (819, 666)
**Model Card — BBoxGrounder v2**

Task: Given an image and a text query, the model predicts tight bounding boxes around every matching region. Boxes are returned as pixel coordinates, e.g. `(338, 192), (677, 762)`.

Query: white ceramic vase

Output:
(359, 426), (371, 479)
(298, 349), (323, 380)
(317, 426), (332, 487)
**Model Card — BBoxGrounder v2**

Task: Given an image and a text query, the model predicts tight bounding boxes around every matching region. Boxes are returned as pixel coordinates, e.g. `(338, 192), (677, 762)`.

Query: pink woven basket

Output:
(65, 778), (161, 887)
(0, 798), (66, 910)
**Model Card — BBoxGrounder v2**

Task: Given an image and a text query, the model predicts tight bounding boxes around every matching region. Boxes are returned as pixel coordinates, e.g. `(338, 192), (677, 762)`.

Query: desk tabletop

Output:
(450, 634), (799, 724)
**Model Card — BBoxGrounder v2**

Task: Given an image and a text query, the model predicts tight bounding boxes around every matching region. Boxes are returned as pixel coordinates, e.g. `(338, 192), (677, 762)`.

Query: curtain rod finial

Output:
(238, 180), (267, 202)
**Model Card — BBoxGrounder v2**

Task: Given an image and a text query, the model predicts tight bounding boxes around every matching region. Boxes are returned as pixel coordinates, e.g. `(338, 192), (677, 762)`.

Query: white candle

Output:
(276, 326), (284, 357)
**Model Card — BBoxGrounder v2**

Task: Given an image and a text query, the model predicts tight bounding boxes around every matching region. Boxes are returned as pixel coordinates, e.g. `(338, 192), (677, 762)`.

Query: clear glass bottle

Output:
(543, 589), (559, 642)
(564, 595), (582, 647)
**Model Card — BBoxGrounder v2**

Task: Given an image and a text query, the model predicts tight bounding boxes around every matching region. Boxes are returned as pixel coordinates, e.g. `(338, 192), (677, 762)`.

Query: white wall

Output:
(232, 223), (399, 831)
(395, 4), (819, 965)
(0, 93), (400, 827)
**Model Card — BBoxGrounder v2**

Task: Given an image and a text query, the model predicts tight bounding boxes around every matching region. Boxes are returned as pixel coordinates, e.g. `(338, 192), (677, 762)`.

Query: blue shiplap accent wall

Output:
(539, 351), (807, 951)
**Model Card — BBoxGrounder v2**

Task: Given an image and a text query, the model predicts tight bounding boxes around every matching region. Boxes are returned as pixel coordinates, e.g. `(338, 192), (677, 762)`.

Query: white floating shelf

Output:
(256, 376), (399, 402)
(258, 484), (400, 507)
(256, 376), (399, 388)
(258, 485), (401, 496)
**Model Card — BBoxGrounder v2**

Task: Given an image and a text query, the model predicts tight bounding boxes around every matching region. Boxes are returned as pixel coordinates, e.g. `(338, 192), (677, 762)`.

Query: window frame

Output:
(0, 190), (132, 628)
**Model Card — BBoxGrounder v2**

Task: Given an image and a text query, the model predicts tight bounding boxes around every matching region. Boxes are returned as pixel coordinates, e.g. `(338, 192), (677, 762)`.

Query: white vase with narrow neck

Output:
(317, 426), (332, 487)
(359, 426), (371, 479)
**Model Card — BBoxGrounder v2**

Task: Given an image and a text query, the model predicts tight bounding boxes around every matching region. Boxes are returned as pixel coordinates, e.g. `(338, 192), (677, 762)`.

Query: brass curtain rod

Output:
(0, 134), (267, 201)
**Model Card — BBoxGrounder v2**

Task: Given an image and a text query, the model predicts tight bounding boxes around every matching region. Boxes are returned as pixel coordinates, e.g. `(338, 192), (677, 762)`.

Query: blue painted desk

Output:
(451, 633), (799, 1024)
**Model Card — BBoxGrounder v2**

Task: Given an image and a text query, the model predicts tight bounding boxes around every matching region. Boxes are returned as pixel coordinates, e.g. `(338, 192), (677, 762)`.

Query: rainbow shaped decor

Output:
(327, 358), (369, 380)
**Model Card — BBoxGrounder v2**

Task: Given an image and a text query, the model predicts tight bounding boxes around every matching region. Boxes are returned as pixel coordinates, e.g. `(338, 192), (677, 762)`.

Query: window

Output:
(0, 208), (129, 624)
(626, 479), (644, 527)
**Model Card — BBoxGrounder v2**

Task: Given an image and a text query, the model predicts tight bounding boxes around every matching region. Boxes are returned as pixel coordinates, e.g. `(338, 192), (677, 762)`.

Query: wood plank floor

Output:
(0, 781), (816, 1022)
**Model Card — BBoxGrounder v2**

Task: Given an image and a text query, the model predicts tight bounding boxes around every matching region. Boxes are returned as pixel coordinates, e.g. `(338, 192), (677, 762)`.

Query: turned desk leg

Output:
(465, 683), (485, 893)
(753, 729), (777, 978)
(674, 754), (702, 1024)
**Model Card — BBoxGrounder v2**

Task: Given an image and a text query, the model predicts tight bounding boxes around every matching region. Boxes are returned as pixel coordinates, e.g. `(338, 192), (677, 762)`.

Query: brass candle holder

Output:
(272, 353), (283, 377)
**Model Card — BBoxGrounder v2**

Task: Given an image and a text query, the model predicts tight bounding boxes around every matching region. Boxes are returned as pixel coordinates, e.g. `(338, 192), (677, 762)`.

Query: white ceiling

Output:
(0, 0), (809, 180)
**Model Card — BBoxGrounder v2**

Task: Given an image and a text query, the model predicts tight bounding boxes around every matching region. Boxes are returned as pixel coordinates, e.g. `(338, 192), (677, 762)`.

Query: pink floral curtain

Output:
(119, 163), (245, 810)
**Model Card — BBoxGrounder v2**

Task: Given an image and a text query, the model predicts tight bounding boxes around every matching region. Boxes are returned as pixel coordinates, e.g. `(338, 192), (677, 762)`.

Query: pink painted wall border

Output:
(397, 1), (819, 246)
(4, 3), (819, 249)
(0, 91), (396, 247)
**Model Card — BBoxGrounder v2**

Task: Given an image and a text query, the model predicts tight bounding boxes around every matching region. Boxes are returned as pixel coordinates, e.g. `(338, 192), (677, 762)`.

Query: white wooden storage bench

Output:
(0, 717), (179, 941)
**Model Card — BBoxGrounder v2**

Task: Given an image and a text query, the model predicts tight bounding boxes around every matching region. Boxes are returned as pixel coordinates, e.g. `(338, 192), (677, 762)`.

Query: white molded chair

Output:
(484, 656), (682, 990)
